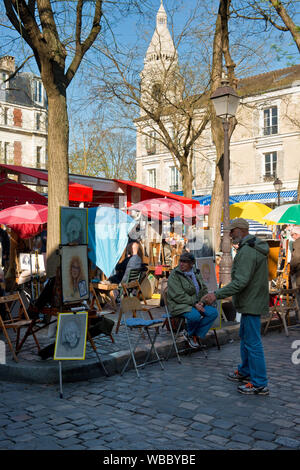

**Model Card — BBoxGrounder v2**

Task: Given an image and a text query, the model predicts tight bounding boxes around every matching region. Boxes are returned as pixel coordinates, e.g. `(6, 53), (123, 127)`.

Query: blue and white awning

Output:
(233, 190), (297, 203)
(193, 195), (239, 205)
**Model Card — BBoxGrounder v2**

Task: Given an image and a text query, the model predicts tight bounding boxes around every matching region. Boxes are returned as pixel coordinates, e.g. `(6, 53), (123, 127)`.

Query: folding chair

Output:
(120, 296), (165, 378)
(162, 288), (185, 363)
(0, 292), (40, 362)
(264, 287), (300, 337)
(115, 295), (156, 334)
(120, 267), (148, 304)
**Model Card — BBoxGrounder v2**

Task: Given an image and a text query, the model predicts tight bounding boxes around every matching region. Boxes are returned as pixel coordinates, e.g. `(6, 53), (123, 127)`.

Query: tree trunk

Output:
(46, 92), (69, 277)
(181, 164), (194, 199)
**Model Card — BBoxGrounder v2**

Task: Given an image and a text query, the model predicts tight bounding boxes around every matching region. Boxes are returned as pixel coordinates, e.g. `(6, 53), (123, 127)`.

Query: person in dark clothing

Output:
(109, 241), (144, 284)
(0, 227), (10, 271)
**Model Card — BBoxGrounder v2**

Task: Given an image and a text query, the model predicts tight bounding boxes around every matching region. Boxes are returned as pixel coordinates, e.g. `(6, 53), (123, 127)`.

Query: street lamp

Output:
(273, 177), (283, 207)
(211, 83), (240, 286)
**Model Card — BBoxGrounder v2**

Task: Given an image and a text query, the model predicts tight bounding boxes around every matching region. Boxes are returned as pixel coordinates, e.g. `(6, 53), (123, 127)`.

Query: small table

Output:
(90, 282), (119, 311)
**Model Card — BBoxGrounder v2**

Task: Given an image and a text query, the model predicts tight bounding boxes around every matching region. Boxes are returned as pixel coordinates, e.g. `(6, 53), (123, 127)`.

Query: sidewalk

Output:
(0, 298), (298, 384)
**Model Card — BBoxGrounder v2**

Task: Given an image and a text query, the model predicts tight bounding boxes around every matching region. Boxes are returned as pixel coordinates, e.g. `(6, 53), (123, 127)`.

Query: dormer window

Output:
(1, 72), (9, 90)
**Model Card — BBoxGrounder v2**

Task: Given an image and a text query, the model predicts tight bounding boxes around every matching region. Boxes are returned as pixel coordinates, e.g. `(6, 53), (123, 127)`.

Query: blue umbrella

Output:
(88, 206), (136, 278)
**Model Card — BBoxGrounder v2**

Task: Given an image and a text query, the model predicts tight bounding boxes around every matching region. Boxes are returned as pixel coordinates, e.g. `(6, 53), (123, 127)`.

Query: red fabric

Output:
(0, 178), (47, 209)
(128, 197), (194, 221)
(69, 182), (93, 202)
(114, 179), (199, 208)
(0, 203), (48, 239)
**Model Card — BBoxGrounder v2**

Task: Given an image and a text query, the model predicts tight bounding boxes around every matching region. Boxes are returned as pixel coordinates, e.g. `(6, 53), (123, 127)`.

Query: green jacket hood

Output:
(239, 235), (269, 257)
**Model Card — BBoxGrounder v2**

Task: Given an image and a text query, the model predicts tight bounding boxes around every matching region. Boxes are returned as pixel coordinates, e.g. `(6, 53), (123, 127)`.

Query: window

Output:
(263, 106), (278, 135)
(1, 72), (9, 90)
(148, 169), (156, 188)
(34, 80), (43, 104)
(264, 151), (277, 179)
(36, 113), (41, 130)
(3, 107), (8, 125)
(145, 131), (156, 155)
(36, 146), (42, 168)
(4, 142), (10, 164)
(170, 166), (181, 191)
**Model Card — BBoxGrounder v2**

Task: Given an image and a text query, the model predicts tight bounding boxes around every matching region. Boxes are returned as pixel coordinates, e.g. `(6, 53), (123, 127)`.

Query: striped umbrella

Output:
(262, 204), (300, 225)
(221, 219), (273, 237)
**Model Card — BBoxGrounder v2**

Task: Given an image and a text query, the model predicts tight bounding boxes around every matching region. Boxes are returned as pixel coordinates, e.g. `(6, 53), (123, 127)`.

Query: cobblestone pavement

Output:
(0, 325), (300, 451)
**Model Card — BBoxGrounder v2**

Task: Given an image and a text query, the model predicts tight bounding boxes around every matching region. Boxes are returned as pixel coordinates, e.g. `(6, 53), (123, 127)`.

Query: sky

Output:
(1, 0), (299, 147)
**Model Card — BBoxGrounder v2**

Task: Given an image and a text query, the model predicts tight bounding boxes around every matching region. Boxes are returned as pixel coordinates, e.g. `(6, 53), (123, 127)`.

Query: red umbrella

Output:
(69, 182), (93, 202)
(0, 203), (48, 239)
(127, 197), (194, 221)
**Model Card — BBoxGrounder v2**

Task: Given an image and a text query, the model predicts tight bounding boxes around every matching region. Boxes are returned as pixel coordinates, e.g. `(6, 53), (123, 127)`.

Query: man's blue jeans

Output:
(238, 314), (268, 387)
(183, 306), (218, 339)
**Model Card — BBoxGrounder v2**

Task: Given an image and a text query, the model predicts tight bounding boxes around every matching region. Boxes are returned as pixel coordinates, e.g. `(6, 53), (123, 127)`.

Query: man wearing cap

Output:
(167, 251), (218, 349)
(290, 226), (300, 319)
(202, 218), (270, 396)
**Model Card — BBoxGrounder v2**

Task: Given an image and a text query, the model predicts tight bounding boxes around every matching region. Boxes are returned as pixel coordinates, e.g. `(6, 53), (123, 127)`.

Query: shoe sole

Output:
(227, 375), (250, 383)
(238, 388), (269, 396)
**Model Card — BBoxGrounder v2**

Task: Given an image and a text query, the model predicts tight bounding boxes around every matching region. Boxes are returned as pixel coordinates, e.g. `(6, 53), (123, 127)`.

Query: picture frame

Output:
(54, 312), (88, 360)
(60, 206), (88, 245)
(19, 253), (46, 273)
(61, 244), (89, 303)
(196, 256), (222, 329)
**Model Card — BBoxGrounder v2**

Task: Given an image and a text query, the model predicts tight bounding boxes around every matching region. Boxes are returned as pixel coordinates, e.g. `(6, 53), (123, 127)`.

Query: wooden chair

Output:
(0, 292), (40, 362)
(115, 295), (156, 334)
(264, 286), (300, 337)
(120, 268), (148, 304)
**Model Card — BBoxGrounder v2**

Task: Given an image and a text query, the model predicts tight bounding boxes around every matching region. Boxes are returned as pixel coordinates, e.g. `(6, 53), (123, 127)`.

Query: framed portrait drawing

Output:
(61, 245), (89, 304)
(196, 257), (222, 329)
(54, 312), (88, 360)
(19, 253), (46, 273)
(60, 206), (88, 245)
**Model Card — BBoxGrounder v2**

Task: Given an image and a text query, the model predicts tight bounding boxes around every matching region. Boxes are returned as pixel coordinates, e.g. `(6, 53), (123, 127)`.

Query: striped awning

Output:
(233, 190), (297, 203)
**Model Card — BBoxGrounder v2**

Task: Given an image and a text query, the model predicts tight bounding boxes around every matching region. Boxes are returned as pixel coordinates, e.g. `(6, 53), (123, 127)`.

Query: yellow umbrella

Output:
(229, 202), (274, 224)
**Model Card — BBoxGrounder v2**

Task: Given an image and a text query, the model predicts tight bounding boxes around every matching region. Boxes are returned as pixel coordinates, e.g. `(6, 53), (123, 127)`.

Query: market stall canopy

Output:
(262, 204), (300, 225)
(0, 177), (47, 209)
(88, 206), (136, 278)
(0, 203), (48, 239)
(229, 202), (273, 224)
(127, 197), (194, 221)
(69, 182), (93, 202)
(221, 219), (273, 237)
(193, 195), (239, 206)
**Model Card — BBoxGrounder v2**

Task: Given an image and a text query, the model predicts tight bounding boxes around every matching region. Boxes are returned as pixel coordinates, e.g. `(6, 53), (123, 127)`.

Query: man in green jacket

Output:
(202, 218), (269, 396)
(167, 251), (218, 348)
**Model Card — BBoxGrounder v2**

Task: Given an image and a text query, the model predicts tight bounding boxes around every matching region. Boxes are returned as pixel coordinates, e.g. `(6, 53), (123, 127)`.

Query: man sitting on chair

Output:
(167, 252), (218, 348)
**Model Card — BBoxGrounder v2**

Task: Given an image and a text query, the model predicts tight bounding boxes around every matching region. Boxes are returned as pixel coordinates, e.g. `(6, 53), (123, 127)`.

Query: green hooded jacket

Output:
(215, 235), (269, 315)
(167, 265), (208, 317)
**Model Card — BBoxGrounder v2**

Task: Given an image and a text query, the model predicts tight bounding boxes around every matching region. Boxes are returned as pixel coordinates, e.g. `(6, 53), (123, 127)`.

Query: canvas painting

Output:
(54, 312), (88, 360)
(60, 206), (88, 245)
(61, 244), (89, 303)
(196, 256), (221, 329)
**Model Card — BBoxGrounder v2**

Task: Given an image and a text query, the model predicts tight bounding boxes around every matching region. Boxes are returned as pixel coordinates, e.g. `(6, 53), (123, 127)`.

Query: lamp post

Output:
(273, 177), (283, 207)
(211, 83), (240, 286)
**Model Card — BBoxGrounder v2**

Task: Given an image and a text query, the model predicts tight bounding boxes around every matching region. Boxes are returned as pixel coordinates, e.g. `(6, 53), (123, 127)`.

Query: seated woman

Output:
(167, 251), (218, 348)
(109, 241), (144, 285)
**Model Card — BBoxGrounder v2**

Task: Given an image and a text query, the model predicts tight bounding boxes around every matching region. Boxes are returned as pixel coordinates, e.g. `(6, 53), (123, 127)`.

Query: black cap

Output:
(179, 252), (195, 263)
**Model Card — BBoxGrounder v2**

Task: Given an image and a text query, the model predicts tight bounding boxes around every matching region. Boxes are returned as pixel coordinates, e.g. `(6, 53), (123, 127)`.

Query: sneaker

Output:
(227, 369), (250, 383)
(183, 330), (198, 349)
(238, 382), (269, 395)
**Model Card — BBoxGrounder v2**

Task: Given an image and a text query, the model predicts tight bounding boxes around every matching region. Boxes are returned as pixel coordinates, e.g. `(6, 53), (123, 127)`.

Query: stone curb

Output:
(0, 316), (296, 384)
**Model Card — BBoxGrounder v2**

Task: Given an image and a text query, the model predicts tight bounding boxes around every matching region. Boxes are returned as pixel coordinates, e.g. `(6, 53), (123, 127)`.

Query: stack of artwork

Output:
(60, 207), (89, 304)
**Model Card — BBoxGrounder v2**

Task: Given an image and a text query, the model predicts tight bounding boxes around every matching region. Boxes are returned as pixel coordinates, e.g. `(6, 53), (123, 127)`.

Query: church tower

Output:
(140, 1), (182, 115)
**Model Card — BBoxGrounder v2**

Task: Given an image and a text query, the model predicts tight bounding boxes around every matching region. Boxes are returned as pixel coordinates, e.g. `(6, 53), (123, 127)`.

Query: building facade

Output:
(136, 2), (300, 205)
(0, 56), (48, 171)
